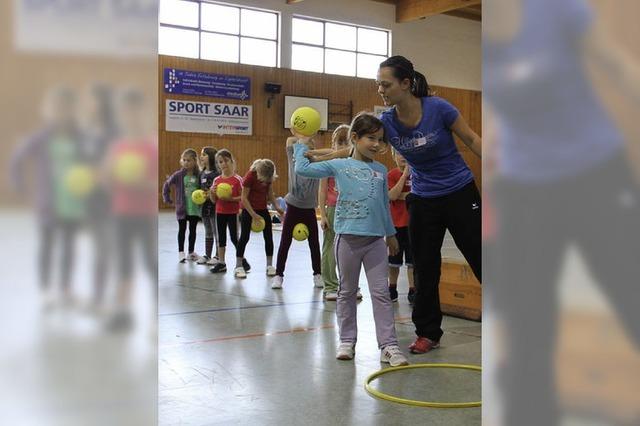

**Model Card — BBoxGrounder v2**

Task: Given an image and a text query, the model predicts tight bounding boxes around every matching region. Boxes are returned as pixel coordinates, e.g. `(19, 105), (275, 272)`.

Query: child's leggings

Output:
(335, 234), (398, 349)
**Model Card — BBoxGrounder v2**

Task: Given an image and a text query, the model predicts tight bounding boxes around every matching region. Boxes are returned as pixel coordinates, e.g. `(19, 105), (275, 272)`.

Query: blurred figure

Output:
(103, 87), (158, 332)
(79, 83), (118, 310)
(484, 0), (640, 424)
(9, 85), (84, 308)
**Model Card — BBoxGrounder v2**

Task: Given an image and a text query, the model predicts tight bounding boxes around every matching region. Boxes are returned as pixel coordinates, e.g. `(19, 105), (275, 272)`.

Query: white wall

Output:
(215, 0), (481, 91)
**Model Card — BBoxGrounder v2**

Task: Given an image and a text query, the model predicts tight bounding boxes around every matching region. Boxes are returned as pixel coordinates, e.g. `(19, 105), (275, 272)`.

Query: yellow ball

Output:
(64, 165), (95, 197)
(290, 107), (321, 137)
(292, 223), (309, 241)
(251, 217), (266, 233)
(216, 182), (232, 199)
(114, 152), (146, 185)
(191, 189), (207, 205)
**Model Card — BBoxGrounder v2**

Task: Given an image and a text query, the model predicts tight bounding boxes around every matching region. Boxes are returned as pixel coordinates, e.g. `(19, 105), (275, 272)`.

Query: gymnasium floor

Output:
(158, 212), (482, 425)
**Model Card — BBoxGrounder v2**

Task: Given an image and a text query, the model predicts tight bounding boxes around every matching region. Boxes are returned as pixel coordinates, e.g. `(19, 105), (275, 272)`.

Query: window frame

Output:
(291, 15), (391, 78)
(159, 0), (281, 67)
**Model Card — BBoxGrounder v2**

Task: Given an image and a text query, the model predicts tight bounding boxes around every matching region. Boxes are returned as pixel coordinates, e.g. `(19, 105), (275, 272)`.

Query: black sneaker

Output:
(209, 263), (227, 273)
(408, 288), (416, 305)
(389, 286), (398, 302)
(242, 258), (251, 272)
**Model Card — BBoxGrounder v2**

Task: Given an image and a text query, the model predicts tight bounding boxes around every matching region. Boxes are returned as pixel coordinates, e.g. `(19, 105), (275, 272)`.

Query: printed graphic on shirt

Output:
(336, 166), (382, 220)
(390, 130), (441, 151)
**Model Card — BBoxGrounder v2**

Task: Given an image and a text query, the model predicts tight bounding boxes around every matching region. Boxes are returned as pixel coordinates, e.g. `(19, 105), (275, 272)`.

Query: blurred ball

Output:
(114, 152), (147, 185)
(251, 217), (265, 233)
(191, 189), (207, 205)
(293, 223), (309, 241)
(64, 165), (95, 197)
(216, 182), (232, 199)
(290, 107), (321, 137)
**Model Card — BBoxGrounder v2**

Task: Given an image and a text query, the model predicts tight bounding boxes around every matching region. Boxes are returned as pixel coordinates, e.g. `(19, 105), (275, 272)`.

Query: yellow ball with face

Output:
(292, 223), (309, 241)
(290, 107), (321, 137)
(191, 189), (207, 205)
(64, 165), (95, 197)
(216, 182), (232, 199)
(114, 152), (147, 185)
(251, 217), (266, 233)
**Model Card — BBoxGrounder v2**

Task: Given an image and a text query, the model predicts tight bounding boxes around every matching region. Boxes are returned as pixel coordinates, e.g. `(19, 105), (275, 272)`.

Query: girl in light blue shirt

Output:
(294, 112), (408, 367)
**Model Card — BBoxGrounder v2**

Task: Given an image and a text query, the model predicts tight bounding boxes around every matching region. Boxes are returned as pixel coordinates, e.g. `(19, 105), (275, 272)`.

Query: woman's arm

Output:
(305, 148), (334, 156)
(450, 115), (482, 158)
(309, 147), (352, 163)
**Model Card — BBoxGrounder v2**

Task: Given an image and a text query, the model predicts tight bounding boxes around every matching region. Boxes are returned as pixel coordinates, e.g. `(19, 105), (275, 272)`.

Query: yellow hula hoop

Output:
(364, 363), (482, 408)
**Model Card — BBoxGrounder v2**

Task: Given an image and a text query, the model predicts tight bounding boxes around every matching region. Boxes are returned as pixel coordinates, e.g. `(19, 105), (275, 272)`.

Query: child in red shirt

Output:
(388, 149), (415, 304)
(209, 149), (243, 273)
(235, 159), (285, 278)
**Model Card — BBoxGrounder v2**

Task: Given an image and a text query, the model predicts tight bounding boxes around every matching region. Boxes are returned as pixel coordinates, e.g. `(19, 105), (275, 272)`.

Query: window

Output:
(291, 17), (390, 79)
(159, 0), (279, 67)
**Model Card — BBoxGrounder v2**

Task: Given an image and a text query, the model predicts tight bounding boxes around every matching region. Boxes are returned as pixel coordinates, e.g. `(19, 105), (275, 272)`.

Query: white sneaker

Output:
(178, 252), (186, 263)
(196, 255), (210, 265)
(188, 252), (200, 261)
(266, 265), (277, 276)
(271, 275), (283, 289)
(336, 342), (355, 360)
(234, 267), (247, 278)
(207, 256), (219, 265)
(380, 345), (409, 366)
(324, 291), (338, 301)
(313, 274), (324, 288)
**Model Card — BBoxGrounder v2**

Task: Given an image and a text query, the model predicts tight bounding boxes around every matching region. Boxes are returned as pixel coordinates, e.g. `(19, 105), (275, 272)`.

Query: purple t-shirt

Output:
(483, 0), (621, 181)
(380, 96), (474, 197)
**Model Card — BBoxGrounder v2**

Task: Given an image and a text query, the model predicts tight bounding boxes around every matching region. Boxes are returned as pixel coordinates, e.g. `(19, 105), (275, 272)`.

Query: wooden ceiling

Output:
(285, 1), (481, 22)
(369, 0), (481, 22)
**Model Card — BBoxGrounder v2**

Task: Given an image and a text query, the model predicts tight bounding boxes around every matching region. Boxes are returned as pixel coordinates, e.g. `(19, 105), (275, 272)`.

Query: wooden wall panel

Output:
(159, 55), (481, 207)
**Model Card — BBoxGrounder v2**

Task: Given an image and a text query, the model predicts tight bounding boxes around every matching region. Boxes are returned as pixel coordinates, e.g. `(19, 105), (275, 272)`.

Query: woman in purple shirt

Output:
(377, 56), (482, 354)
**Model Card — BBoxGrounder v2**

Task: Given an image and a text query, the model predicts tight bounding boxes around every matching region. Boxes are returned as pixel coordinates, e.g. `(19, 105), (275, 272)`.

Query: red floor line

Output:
(160, 316), (412, 348)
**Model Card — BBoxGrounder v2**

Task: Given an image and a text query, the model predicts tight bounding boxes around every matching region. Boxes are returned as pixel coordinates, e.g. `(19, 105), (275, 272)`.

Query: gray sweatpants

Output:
(335, 234), (398, 349)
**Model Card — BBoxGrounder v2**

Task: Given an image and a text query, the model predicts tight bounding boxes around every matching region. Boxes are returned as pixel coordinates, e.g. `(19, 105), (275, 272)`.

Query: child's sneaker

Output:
(197, 255), (210, 265)
(188, 252), (199, 262)
(242, 258), (251, 272)
(209, 263), (227, 273)
(266, 265), (277, 276)
(313, 274), (323, 288)
(409, 336), (440, 354)
(389, 286), (398, 302)
(178, 252), (186, 263)
(207, 256), (219, 265)
(271, 275), (283, 289)
(234, 267), (247, 278)
(324, 291), (338, 301)
(380, 345), (409, 366)
(336, 342), (355, 360)
(407, 288), (416, 305)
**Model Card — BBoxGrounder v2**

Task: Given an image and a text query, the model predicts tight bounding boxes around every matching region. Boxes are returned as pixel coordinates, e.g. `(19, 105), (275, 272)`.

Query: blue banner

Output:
(164, 68), (251, 100)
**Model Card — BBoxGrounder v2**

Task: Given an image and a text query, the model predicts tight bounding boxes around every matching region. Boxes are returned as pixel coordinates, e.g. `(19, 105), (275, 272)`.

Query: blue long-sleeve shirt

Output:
(294, 143), (396, 237)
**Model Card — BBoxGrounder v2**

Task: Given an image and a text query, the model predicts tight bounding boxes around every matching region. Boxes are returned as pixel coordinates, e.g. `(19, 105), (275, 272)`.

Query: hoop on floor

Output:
(364, 363), (482, 408)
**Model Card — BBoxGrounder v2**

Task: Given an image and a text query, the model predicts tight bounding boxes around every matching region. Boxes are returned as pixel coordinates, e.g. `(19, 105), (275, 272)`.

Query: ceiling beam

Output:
(396, 0), (481, 23)
(443, 5), (482, 21)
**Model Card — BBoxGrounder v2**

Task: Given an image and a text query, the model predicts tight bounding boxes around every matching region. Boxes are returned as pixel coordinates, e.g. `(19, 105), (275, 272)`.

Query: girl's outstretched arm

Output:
(294, 143), (337, 179)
